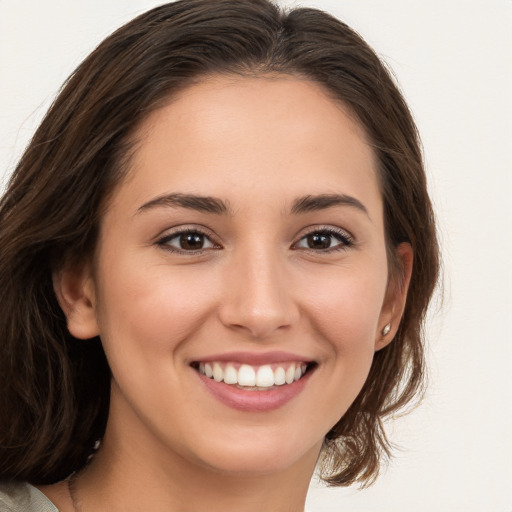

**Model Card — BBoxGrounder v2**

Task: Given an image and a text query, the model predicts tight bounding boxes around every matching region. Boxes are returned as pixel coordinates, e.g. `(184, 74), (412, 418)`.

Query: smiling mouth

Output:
(191, 361), (315, 390)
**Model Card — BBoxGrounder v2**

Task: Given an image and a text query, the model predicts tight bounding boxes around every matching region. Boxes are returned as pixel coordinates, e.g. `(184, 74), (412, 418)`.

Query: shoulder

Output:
(0, 481), (59, 512)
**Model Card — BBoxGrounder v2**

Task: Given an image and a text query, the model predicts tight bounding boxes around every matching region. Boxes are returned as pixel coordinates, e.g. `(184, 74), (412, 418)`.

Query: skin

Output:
(46, 75), (412, 512)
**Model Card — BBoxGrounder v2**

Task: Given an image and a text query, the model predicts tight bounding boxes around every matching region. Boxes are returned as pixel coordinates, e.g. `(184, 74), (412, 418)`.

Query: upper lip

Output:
(190, 351), (315, 366)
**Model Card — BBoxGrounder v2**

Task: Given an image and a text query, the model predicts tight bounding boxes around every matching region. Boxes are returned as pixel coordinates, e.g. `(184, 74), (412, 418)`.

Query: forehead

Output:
(113, 74), (381, 219)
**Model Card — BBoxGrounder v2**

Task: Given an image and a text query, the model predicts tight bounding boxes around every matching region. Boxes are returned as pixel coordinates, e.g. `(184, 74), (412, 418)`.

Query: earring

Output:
(381, 323), (391, 336)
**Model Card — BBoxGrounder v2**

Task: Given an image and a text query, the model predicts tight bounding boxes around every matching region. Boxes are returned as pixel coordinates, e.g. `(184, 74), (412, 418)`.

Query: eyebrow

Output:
(290, 193), (369, 216)
(137, 193), (231, 215)
(137, 192), (368, 218)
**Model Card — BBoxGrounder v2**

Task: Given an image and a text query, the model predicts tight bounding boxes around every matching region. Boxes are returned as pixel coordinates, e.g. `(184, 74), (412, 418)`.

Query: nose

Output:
(218, 246), (299, 339)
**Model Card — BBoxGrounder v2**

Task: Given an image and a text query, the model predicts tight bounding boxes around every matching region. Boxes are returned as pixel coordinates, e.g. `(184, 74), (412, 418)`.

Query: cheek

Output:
(296, 264), (387, 416)
(94, 259), (219, 358)
(300, 264), (387, 349)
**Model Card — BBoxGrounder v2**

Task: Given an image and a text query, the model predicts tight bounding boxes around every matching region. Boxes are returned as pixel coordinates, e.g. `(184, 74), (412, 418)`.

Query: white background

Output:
(1, 1), (511, 510)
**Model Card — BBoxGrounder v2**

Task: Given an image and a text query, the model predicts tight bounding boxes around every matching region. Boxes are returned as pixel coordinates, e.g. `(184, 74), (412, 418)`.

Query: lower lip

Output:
(195, 369), (313, 412)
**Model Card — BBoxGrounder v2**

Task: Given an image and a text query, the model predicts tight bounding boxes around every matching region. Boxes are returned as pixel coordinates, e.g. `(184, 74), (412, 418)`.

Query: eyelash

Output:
(156, 226), (354, 255)
(156, 227), (220, 254)
(293, 226), (354, 253)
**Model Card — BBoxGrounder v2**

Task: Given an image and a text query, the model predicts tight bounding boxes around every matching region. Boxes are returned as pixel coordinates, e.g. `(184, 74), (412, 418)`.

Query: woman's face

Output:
(63, 75), (408, 477)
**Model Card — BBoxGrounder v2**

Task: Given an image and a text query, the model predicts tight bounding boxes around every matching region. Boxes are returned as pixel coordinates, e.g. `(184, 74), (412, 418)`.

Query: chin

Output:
(187, 430), (321, 477)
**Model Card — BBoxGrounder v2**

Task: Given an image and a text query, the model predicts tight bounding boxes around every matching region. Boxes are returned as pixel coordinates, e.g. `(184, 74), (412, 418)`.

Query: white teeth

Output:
(285, 364), (295, 384)
(238, 364), (256, 386)
(256, 365), (274, 387)
(212, 362), (223, 382)
(224, 364), (238, 385)
(274, 366), (286, 386)
(197, 361), (309, 389)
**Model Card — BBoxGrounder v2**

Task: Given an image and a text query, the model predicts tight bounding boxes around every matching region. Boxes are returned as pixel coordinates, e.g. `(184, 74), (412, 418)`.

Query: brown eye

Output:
(295, 229), (353, 252)
(159, 230), (216, 252)
(306, 233), (332, 249)
(180, 233), (206, 250)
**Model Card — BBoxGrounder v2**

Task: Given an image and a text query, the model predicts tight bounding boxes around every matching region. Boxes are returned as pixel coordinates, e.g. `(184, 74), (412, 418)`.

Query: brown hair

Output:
(0, 0), (439, 487)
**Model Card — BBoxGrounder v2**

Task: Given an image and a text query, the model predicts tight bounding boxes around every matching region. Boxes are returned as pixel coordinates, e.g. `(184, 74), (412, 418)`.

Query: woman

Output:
(0, 1), (439, 511)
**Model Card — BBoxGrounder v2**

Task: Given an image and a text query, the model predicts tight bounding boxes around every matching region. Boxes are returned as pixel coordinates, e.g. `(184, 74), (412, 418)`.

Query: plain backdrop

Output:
(1, 1), (511, 511)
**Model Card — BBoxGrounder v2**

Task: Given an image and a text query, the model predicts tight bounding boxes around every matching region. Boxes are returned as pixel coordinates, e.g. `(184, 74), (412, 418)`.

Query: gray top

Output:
(0, 482), (58, 512)
(0, 481), (313, 511)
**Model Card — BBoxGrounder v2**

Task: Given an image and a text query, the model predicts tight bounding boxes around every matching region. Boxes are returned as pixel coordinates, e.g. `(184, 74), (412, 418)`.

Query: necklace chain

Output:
(67, 474), (80, 512)
(66, 475), (308, 512)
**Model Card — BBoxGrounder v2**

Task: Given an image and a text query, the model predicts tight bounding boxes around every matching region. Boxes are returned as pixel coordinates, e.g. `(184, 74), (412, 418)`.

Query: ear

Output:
(53, 263), (100, 340)
(375, 242), (413, 351)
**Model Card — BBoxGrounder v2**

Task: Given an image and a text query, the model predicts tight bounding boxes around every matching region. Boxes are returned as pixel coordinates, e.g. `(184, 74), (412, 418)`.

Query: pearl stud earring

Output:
(381, 323), (391, 336)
